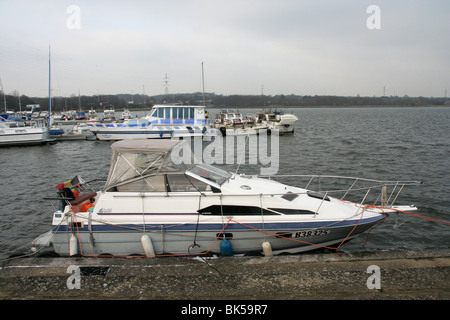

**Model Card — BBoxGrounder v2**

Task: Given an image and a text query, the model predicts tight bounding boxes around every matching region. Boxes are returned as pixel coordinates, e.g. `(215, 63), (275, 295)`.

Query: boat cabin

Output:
(104, 139), (227, 193)
(145, 105), (207, 126)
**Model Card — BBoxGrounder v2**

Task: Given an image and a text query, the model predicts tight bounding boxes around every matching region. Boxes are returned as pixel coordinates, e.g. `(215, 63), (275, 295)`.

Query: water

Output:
(0, 107), (449, 259)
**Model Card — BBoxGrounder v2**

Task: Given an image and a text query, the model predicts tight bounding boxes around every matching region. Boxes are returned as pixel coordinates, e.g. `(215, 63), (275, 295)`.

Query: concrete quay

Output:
(0, 248), (448, 300)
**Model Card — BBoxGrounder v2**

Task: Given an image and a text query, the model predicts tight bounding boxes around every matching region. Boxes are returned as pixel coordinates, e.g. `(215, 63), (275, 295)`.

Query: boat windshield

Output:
(187, 163), (231, 186)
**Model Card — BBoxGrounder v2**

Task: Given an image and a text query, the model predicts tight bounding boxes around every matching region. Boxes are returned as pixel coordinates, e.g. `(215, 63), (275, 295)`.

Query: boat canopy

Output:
(104, 139), (187, 191)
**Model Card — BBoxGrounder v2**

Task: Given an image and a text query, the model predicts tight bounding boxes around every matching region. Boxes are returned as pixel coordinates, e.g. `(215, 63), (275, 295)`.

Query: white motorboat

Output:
(102, 106), (118, 123)
(50, 123), (95, 141)
(32, 139), (421, 257)
(248, 110), (298, 135)
(88, 105), (217, 140)
(0, 116), (52, 147)
(120, 109), (133, 121)
(85, 109), (100, 124)
(214, 109), (268, 136)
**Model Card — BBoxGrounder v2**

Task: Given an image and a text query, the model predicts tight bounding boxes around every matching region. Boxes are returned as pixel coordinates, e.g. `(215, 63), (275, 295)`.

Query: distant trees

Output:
(1, 91), (448, 113)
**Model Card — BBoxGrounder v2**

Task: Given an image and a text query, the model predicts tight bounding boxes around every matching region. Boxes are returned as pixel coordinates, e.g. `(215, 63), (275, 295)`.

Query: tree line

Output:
(1, 91), (448, 112)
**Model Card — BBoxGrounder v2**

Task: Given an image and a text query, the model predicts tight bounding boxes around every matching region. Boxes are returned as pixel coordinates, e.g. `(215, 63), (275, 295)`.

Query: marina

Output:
(2, 0), (449, 303)
(1, 106), (449, 261)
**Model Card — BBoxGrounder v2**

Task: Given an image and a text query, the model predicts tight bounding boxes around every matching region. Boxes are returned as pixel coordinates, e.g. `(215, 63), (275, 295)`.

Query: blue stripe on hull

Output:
(54, 215), (383, 233)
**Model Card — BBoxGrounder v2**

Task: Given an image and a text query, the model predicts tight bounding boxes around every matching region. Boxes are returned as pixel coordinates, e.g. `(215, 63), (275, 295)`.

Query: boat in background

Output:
(0, 116), (52, 147)
(31, 139), (421, 257)
(213, 109), (268, 136)
(248, 110), (298, 135)
(120, 109), (133, 121)
(88, 104), (217, 140)
(86, 109), (101, 124)
(50, 123), (95, 141)
(101, 105), (118, 123)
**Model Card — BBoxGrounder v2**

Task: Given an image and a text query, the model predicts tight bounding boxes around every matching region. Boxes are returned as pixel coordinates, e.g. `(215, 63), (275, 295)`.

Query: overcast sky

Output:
(1, 0), (449, 98)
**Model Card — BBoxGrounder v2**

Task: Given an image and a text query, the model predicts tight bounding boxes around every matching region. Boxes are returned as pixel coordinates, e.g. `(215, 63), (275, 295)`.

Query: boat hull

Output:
(43, 214), (384, 257)
(88, 124), (211, 140)
(0, 128), (50, 146)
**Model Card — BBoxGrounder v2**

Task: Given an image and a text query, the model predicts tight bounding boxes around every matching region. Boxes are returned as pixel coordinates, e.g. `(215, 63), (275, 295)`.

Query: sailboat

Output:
(0, 60), (52, 146)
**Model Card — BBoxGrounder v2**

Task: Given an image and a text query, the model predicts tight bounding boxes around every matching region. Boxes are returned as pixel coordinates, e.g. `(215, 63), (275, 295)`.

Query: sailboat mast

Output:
(48, 46), (51, 127)
(0, 77), (6, 113)
(202, 62), (206, 107)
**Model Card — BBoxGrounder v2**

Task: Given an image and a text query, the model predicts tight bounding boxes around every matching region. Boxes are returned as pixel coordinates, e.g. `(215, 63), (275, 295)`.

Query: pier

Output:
(0, 248), (448, 300)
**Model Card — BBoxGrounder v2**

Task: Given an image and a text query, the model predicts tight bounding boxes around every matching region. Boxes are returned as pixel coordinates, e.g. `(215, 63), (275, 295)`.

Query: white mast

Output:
(0, 77), (6, 113)
(48, 46), (51, 127)
(202, 62), (206, 107)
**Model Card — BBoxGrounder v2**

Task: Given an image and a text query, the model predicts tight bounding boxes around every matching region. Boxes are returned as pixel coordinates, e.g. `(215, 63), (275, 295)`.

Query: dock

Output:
(0, 249), (448, 301)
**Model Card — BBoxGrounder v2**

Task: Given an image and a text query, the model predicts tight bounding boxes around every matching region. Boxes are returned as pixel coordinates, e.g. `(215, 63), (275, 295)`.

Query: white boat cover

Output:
(105, 139), (186, 191)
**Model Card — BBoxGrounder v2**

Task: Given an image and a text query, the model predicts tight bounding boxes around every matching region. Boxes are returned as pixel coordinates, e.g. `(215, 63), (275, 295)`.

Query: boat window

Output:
(190, 108), (194, 119)
(281, 192), (299, 201)
(115, 174), (166, 192)
(268, 208), (315, 215)
(172, 107), (179, 119)
(307, 191), (330, 201)
(178, 107), (184, 119)
(187, 164), (231, 186)
(104, 150), (188, 191)
(165, 108), (171, 119)
(157, 108), (164, 118)
(166, 174), (211, 192)
(198, 205), (278, 215)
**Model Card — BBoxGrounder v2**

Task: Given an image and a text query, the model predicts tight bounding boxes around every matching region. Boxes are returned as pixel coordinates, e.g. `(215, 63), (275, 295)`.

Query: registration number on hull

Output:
(294, 229), (330, 238)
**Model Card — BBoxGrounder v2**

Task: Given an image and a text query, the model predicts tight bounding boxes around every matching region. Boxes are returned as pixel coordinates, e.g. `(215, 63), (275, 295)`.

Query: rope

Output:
(68, 201), (449, 258)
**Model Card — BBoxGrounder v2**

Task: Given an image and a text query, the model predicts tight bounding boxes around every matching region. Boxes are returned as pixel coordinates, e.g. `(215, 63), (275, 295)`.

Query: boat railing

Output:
(258, 174), (422, 208)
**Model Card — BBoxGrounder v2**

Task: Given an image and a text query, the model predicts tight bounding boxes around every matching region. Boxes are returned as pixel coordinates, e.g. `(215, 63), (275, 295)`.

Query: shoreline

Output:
(1, 248), (448, 300)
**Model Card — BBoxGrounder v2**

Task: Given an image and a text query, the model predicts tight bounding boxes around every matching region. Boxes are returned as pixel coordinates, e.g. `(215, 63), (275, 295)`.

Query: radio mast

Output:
(163, 73), (170, 95)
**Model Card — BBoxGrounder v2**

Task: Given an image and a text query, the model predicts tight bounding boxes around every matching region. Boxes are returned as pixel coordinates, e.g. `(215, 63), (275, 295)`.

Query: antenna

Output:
(163, 73), (170, 95)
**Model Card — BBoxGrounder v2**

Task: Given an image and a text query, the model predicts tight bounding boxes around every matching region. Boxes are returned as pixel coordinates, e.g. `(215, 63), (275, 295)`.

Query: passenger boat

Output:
(31, 139), (421, 257)
(88, 105), (217, 140)
(0, 116), (52, 147)
(248, 110), (298, 135)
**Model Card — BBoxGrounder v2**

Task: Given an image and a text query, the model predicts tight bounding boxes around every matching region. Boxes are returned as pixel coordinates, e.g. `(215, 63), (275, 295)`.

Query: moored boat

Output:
(88, 104), (217, 140)
(50, 123), (95, 141)
(31, 139), (421, 257)
(214, 109), (268, 136)
(248, 110), (298, 135)
(0, 116), (52, 147)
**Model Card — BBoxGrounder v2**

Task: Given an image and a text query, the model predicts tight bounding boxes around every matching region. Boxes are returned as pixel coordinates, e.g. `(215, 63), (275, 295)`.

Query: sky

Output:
(1, 0), (449, 98)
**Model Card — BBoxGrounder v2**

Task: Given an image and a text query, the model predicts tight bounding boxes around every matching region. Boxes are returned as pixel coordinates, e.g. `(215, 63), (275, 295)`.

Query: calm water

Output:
(0, 107), (449, 259)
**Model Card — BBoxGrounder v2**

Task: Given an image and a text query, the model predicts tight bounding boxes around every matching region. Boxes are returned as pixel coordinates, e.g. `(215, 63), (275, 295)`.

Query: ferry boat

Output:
(88, 105), (217, 140)
(31, 139), (421, 257)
